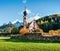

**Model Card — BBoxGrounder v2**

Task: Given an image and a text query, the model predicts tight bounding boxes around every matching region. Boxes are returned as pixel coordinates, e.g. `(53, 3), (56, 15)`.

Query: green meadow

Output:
(0, 37), (60, 51)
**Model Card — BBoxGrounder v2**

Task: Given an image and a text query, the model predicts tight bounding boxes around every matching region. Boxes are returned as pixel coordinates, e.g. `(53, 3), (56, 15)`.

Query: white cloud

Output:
(12, 19), (23, 24)
(22, 0), (27, 4)
(34, 14), (40, 20)
(28, 13), (41, 23)
(26, 9), (31, 14)
(28, 17), (33, 23)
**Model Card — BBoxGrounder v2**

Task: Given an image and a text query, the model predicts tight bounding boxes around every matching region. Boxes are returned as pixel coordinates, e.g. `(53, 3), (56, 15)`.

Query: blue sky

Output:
(0, 0), (60, 25)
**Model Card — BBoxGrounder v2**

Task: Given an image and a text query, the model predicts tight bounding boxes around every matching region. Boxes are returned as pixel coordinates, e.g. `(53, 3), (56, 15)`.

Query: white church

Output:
(20, 10), (43, 34)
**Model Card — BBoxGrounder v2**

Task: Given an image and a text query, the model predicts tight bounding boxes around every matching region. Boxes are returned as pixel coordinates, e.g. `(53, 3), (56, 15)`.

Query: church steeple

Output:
(23, 10), (27, 16)
(23, 9), (28, 28)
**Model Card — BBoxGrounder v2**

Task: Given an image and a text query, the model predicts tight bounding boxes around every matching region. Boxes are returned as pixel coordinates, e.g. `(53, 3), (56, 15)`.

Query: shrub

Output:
(34, 29), (40, 32)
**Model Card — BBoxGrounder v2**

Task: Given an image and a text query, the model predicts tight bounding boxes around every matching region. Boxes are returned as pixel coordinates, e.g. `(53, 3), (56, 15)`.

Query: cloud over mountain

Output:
(28, 13), (41, 22)
(12, 19), (23, 24)
(26, 9), (31, 14)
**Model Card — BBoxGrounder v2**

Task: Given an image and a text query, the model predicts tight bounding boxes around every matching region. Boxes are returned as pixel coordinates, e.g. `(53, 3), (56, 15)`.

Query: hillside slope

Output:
(37, 14), (60, 32)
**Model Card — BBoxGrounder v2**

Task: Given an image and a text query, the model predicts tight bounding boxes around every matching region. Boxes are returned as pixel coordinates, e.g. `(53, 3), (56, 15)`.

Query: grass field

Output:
(0, 37), (60, 51)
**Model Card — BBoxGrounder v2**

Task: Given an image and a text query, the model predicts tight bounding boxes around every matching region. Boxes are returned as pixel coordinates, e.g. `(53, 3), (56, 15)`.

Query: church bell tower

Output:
(23, 10), (28, 28)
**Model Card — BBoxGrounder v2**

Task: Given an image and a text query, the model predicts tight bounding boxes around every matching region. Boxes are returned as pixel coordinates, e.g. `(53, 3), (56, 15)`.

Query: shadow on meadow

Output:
(1, 38), (60, 43)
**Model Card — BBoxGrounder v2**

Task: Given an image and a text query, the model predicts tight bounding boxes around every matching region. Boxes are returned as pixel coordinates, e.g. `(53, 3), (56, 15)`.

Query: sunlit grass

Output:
(0, 38), (60, 51)
(0, 37), (10, 39)
(0, 42), (60, 51)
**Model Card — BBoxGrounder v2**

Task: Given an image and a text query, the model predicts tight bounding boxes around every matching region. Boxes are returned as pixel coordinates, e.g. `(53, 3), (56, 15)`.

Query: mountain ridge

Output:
(0, 14), (60, 33)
